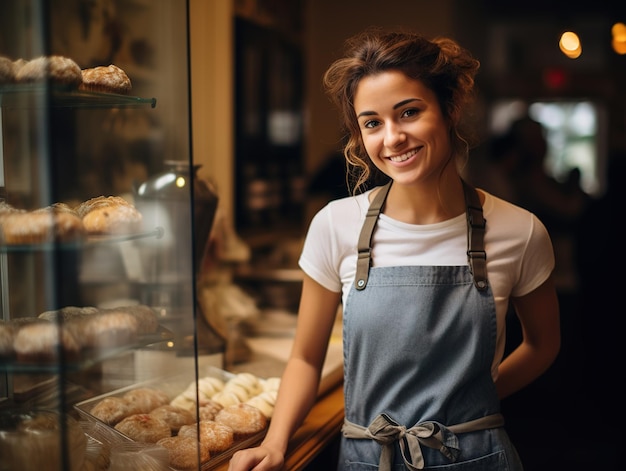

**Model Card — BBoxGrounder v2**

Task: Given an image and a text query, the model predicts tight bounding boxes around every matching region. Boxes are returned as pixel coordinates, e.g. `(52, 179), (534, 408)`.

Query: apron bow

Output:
(344, 413), (460, 471)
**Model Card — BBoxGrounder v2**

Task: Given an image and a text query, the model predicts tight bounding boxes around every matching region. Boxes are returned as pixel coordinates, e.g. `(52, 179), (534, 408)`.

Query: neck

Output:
(383, 174), (466, 225)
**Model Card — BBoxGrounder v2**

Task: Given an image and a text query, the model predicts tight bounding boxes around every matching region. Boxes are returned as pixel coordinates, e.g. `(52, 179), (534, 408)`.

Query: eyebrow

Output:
(356, 98), (422, 118)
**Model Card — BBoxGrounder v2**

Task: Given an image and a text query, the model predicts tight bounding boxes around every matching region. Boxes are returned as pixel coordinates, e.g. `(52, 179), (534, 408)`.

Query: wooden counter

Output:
(213, 384), (345, 471)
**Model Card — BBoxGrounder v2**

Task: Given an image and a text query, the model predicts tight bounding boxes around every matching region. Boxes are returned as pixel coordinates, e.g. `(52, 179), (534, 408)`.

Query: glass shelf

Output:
(0, 326), (174, 375)
(0, 227), (164, 253)
(0, 84), (156, 109)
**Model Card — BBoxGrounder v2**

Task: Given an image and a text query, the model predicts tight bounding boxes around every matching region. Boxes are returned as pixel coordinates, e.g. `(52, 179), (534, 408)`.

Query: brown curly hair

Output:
(323, 28), (480, 194)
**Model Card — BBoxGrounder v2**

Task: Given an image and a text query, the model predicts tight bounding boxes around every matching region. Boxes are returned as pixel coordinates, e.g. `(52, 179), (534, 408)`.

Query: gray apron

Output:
(339, 180), (523, 470)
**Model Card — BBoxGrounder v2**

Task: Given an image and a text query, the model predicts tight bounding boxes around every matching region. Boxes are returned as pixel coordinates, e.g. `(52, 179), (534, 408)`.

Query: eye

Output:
(401, 108), (420, 118)
(362, 119), (380, 129)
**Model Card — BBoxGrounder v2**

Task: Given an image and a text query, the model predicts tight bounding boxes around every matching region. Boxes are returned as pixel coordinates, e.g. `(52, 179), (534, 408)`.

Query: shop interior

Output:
(1, 0), (624, 470)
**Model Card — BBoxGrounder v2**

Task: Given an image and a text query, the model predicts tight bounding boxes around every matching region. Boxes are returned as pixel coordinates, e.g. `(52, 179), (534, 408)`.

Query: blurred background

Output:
(1, 0), (623, 468)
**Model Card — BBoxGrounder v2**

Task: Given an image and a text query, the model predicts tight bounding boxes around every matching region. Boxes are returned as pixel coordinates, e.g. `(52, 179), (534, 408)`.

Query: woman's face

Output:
(354, 70), (453, 187)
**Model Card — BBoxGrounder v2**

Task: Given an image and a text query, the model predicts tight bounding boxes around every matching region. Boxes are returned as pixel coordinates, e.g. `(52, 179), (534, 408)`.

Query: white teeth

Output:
(388, 149), (417, 162)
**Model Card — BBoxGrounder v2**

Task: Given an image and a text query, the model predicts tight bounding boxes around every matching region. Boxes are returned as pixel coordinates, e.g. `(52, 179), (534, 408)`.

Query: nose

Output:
(384, 122), (406, 148)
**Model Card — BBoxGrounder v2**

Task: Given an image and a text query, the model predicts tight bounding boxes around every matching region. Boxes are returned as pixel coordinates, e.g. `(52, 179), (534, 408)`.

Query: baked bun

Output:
(211, 390), (243, 408)
(224, 372), (263, 398)
(0, 56), (14, 84)
(76, 196), (142, 235)
(198, 400), (223, 421)
(170, 376), (225, 411)
(78, 310), (140, 349)
(214, 403), (268, 438)
(0, 207), (85, 245)
(0, 321), (15, 358)
(114, 414), (171, 443)
(261, 377), (281, 392)
(123, 388), (170, 414)
(103, 304), (159, 334)
(79, 65), (131, 94)
(38, 305), (99, 322)
(245, 390), (278, 419)
(178, 420), (234, 453)
(89, 396), (132, 426)
(157, 436), (210, 470)
(149, 405), (195, 434)
(15, 55), (82, 87)
(13, 321), (81, 362)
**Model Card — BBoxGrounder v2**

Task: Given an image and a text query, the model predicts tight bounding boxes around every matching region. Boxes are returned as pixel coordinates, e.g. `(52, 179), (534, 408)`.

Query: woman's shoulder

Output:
(480, 189), (537, 221)
(314, 190), (373, 223)
(480, 189), (553, 248)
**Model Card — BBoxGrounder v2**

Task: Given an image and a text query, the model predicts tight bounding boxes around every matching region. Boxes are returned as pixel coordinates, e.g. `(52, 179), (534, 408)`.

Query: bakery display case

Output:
(0, 1), (245, 469)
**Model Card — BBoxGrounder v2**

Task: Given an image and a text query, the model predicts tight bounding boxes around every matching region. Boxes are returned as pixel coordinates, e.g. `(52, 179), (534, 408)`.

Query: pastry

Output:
(105, 304), (159, 334)
(0, 56), (14, 84)
(114, 414), (171, 443)
(79, 64), (131, 94)
(171, 376), (225, 410)
(38, 305), (99, 322)
(149, 405), (195, 434)
(0, 321), (15, 358)
(15, 55), (82, 87)
(76, 196), (142, 235)
(13, 321), (81, 362)
(211, 390), (243, 408)
(178, 420), (234, 453)
(245, 390), (278, 419)
(79, 310), (140, 349)
(89, 396), (132, 426)
(123, 387), (170, 414)
(224, 372), (263, 398)
(198, 400), (223, 421)
(169, 394), (196, 412)
(214, 403), (268, 438)
(157, 436), (210, 470)
(196, 376), (226, 404)
(261, 377), (281, 392)
(0, 207), (85, 245)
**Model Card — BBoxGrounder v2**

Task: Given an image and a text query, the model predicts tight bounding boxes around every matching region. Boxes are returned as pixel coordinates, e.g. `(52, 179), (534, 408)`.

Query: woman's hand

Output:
(227, 444), (285, 471)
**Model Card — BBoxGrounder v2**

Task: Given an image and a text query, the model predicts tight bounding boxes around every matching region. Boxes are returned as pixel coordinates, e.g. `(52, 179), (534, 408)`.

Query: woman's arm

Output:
(495, 276), (561, 400)
(228, 274), (342, 471)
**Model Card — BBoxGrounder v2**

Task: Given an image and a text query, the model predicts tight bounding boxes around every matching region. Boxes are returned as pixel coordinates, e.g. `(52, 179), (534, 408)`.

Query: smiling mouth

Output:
(387, 148), (419, 162)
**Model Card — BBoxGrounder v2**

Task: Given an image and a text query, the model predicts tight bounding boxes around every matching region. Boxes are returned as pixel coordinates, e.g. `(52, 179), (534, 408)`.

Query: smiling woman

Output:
(227, 28), (561, 471)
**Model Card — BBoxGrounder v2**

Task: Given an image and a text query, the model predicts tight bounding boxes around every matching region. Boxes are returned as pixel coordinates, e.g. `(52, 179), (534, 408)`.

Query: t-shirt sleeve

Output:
(298, 204), (344, 293)
(512, 214), (555, 297)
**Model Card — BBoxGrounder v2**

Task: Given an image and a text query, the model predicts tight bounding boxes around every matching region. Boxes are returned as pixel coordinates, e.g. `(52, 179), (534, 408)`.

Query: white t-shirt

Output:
(299, 187), (555, 379)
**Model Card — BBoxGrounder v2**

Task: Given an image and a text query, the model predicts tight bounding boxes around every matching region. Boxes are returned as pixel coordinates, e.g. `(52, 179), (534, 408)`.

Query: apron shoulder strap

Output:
(355, 181), (391, 290)
(355, 179), (488, 292)
(462, 180), (488, 291)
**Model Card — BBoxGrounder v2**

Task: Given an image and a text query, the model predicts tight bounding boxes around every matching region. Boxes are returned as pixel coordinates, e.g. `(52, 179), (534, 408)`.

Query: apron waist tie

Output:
(342, 413), (505, 471)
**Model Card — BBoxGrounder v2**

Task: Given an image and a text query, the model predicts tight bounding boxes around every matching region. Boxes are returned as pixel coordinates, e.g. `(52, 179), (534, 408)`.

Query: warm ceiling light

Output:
(612, 22), (626, 41)
(559, 31), (582, 59)
(611, 22), (626, 55)
(613, 38), (626, 55)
